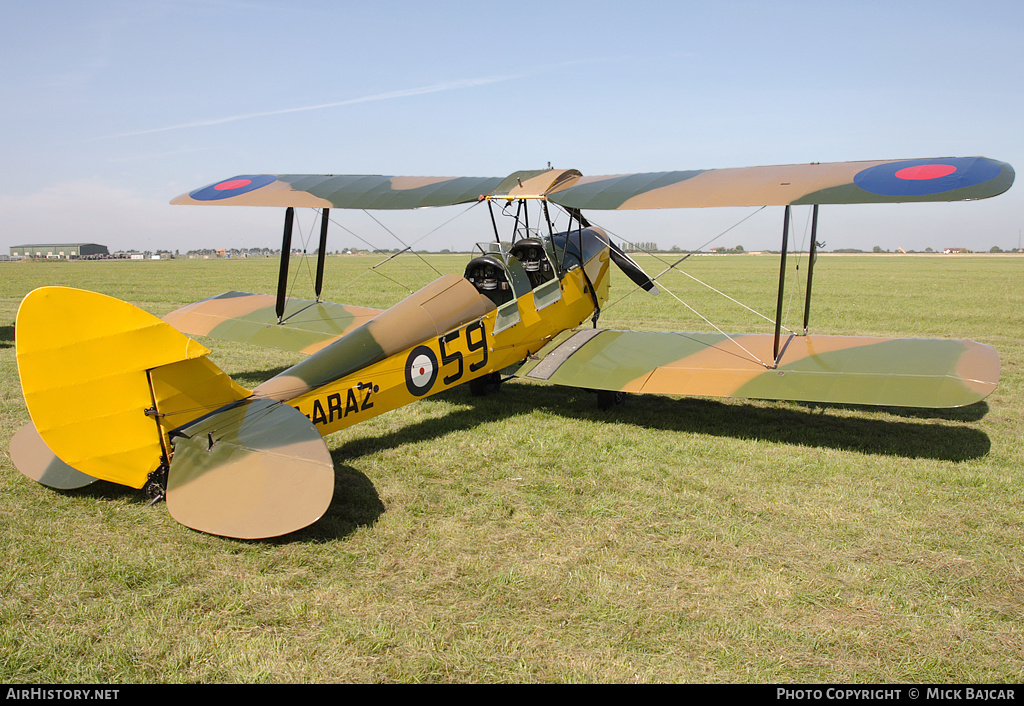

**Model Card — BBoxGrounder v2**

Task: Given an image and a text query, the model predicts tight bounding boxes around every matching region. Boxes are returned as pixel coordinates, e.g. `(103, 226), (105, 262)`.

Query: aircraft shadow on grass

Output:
(507, 381), (991, 461)
(325, 382), (992, 540)
(321, 380), (995, 540)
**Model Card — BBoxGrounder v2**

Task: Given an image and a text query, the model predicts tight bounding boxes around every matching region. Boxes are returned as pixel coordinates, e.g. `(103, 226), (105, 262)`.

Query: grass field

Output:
(1, 252), (1022, 683)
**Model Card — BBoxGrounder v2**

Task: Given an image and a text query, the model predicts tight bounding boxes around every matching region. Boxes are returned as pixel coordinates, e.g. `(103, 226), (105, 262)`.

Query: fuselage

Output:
(253, 227), (614, 437)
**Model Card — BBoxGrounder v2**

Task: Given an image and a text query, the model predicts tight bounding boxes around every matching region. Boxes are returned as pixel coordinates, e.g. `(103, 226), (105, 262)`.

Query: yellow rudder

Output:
(15, 287), (250, 489)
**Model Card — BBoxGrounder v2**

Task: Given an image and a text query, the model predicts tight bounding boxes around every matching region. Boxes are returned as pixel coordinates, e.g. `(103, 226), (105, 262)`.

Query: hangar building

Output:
(10, 243), (109, 259)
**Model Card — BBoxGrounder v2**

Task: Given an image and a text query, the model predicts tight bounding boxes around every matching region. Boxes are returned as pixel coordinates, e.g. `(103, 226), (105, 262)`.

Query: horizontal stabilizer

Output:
(166, 398), (335, 539)
(512, 330), (999, 409)
(164, 291), (382, 354)
(10, 423), (97, 490)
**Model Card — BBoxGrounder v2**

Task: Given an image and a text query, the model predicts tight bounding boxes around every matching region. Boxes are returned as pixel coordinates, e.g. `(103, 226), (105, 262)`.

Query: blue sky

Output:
(1, 0), (1022, 255)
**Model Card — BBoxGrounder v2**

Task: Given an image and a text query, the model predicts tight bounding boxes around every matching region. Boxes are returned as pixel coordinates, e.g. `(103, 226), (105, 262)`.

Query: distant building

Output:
(10, 243), (109, 259)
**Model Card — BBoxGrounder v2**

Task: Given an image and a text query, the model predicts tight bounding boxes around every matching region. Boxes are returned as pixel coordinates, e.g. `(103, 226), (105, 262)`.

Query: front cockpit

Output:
(464, 238), (557, 333)
(508, 238), (554, 289)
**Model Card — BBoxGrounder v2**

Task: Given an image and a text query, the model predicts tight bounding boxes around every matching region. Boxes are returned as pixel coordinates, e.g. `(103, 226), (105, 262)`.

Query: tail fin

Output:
(15, 287), (250, 490)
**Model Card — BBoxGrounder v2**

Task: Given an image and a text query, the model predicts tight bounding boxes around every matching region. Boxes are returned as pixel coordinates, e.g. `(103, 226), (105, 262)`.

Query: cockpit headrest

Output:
(464, 255), (506, 290)
(510, 238), (546, 272)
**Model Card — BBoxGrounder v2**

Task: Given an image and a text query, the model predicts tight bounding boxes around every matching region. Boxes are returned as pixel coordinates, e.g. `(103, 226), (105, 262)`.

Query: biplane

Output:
(10, 157), (1013, 539)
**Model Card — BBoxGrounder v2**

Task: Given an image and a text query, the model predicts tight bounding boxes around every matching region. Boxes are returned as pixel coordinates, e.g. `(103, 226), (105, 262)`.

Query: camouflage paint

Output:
(252, 274), (497, 401)
(273, 258), (602, 437)
(13, 156), (1012, 538)
(166, 397), (334, 539)
(546, 158), (1014, 210)
(515, 330), (999, 409)
(9, 423), (97, 490)
(163, 291), (382, 354)
(171, 158), (1013, 211)
(172, 174), (506, 209)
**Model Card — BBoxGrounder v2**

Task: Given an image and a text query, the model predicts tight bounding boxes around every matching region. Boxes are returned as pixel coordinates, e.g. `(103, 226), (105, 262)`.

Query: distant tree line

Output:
(623, 242), (659, 253)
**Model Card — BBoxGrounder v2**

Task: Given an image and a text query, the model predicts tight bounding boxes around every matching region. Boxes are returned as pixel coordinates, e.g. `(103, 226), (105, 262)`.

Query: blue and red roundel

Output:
(854, 158), (1001, 197)
(189, 175), (277, 201)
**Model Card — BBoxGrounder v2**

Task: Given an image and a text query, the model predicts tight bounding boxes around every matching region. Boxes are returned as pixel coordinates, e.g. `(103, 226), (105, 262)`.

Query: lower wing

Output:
(510, 329), (999, 409)
(163, 291), (382, 354)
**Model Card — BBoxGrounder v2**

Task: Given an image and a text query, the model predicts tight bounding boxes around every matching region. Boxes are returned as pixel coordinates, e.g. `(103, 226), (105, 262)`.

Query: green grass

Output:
(1, 253), (1022, 683)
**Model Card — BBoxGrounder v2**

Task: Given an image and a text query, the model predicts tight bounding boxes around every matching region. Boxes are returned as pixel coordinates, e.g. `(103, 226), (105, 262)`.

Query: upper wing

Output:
(171, 159), (1013, 210)
(163, 291), (382, 354)
(545, 157), (1014, 209)
(510, 329), (1000, 409)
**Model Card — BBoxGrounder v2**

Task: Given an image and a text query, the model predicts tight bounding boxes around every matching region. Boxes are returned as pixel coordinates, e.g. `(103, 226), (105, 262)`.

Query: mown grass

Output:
(0, 252), (1022, 683)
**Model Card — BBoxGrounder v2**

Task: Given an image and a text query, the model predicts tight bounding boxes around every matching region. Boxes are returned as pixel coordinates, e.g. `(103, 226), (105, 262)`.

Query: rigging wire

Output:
(663, 265), (795, 334)
(647, 206), (768, 283)
(783, 206), (812, 334)
(652, 278), (773, 368)
(583, 205), (802, 367)
(282, 209), (315, 304)
(592, 206), (768, 316)
(320, 201), (484, 295)
(362, 210), (443, 278)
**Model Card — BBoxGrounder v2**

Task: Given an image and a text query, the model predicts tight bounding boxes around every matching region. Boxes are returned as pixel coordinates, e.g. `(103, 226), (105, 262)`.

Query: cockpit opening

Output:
(508, 237), (554, 289)
(464, 255), (513, 307)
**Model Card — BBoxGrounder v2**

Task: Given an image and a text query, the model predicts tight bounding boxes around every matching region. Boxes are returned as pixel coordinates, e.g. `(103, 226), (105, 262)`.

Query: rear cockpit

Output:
(464, 255), (513, 307)
(462, 228), (611, 318)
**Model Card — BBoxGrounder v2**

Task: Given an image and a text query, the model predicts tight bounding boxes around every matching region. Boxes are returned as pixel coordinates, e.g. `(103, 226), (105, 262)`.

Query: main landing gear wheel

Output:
(470, 372), (502, 397)
(597, 390), (625, 410)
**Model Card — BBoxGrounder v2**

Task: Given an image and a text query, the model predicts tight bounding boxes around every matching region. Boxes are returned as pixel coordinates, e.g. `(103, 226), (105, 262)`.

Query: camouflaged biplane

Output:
(10, 157), (1014, 539)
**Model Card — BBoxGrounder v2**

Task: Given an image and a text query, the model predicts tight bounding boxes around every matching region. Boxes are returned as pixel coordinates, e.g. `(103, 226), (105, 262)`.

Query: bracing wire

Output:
(285, 209), (314, 302)
(317, 201), (484, 295)
(664, 265), (795, 333)
(585, 205), (799, 368)
(652, 279), (773, 368)
(362, 210), (443, 278)
(593, 206), (768, 316)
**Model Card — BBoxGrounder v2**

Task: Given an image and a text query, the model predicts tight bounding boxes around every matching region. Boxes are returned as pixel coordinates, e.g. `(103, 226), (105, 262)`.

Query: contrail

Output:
(102, 75), (521, 139)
